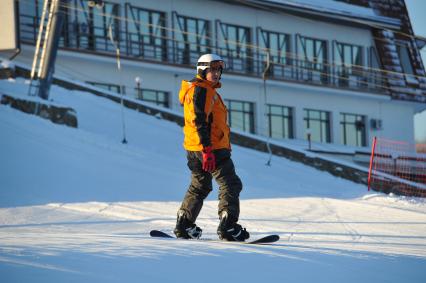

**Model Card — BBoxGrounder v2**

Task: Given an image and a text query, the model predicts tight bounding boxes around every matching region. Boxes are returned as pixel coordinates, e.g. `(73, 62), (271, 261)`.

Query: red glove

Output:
(202, 146), (216, 172)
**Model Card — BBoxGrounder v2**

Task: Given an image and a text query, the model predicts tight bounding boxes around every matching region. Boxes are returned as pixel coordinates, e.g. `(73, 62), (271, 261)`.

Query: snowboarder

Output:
(174, 53), (250, 242)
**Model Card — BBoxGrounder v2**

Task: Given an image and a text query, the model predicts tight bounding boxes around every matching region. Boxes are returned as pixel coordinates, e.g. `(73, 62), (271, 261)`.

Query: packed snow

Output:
(1, 78), (426, 282)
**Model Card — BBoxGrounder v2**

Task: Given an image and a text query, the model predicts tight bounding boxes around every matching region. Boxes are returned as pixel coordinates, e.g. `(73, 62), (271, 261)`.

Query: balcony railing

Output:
(19, 13), (387, 94)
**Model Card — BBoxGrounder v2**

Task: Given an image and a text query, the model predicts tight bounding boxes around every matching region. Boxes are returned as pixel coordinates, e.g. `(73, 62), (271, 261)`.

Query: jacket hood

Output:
(179, 75), (221, 105)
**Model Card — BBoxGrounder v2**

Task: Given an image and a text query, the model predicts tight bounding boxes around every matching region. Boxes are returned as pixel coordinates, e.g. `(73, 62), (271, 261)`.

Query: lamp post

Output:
(306, 128), (312, 151)
(135, 76), (141, 100)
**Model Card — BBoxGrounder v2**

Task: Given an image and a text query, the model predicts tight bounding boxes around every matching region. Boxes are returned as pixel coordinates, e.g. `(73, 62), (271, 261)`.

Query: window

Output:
(65, 0), (121, 52)
(397, 43), (414, 75)
(296, 35), (328, 84)
(126, 4), (166, 60)
(396, 41), (419, 86)
(368, 47), (385, 89)
(369, 47), (380, 69)
(19, 0), (122, 51)
(225, 100), (255, 133)
(334, 42), (363, 87)
(135, 88), (169, 108)
(217, 22), (252, 73)
(267, 105), (293, 139)
(18, 0), (41, 43)
(258, 28), (291, 78)
(87, 81), (123, 94)
(173, 13), (211, 66)
(304, 109), (331, 143)
(340, 113), (366, 147)
(335, 42), (363, 67)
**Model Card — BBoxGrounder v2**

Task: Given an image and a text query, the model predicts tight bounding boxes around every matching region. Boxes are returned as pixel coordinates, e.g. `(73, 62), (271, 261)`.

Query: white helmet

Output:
(196, 53), (225, 73)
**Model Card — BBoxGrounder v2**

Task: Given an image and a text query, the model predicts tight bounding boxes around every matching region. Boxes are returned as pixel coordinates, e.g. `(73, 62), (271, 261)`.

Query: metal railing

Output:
(19, 13), (387, 93)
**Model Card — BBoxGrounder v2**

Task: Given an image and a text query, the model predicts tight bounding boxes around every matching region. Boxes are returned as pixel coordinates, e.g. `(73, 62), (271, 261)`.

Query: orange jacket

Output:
(179, 76), (231, 151)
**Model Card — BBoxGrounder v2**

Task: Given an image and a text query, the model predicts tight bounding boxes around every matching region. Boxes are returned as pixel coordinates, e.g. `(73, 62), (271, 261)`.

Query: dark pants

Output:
(178, 149), (243, 224)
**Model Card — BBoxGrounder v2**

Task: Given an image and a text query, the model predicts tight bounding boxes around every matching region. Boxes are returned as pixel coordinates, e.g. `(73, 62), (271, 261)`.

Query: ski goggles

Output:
(209, 60), (225, 71)
(197, 60), (225, 71)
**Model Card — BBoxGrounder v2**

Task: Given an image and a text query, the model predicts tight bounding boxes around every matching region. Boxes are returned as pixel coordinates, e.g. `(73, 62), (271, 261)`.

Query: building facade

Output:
(15, 0), (426, 148)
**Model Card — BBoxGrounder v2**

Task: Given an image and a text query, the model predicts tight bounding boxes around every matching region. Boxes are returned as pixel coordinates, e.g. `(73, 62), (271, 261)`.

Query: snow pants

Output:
(178, 149), (243, 224)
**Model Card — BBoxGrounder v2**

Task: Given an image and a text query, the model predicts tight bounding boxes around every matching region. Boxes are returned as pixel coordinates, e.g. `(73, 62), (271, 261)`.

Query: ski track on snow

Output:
(1, 78), (426, 282)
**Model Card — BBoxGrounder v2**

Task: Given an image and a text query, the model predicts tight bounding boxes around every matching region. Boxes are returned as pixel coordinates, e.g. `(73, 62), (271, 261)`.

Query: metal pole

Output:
(368, 136), (377, 191)
(263, 50), (272, 166)
(108, 24), (128, 144)
(37, 0), (68, 100)
(30, 0), (49, 81)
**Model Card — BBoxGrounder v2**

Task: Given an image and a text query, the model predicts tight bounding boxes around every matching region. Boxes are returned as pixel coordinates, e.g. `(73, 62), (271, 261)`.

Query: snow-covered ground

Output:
(1, 78), (426, 282)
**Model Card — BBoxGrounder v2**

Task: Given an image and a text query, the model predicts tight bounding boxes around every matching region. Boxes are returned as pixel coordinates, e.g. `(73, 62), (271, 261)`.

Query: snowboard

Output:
(150, 229), (279, 244)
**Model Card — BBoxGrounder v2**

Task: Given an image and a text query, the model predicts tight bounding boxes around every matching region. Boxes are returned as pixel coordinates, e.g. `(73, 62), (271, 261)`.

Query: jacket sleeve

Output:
(192, 86), (212, 148)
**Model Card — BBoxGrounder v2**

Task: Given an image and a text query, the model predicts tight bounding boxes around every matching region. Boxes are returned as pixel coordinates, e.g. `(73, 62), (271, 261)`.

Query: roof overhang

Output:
(214, 0), (401, 29)
(416, 36), (426, 50)
(392, 98), (426, 114)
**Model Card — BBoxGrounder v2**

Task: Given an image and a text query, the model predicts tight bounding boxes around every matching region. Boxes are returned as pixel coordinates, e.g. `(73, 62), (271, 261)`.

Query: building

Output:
(15, 0), (426, 148)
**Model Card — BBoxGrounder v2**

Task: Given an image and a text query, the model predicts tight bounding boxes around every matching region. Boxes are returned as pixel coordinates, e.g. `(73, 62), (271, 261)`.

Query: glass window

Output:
(225, 100), (255, 133)
(304, 109), (331, 143)
(18, 0), (40, 43)
(336, 43), (362, 66)
(233, 112), (244, 130)
(86, 81), (123, 94)
(217, 22), (252, 73)
(353, 46), (362, 66)
(267, 104), (293, 139)
(334, 42), (365, 87)
(258, 29), (291, 64)
(340, 113), (366, 147)
(126, 4), (166, 60)
(258, 28), (291, 77)
(231, 101), (243, 111)
(304, 38), (314, 61)
(335, 42), (363, 67)
(397, 43), (414, 75)
(142, 90), (156, 100)
(173, 13), (210, 66)
(369, 47), (380, 69)
(63, 1), (121, 52)
(367, 47), (385, 90)
(297, 37), (327, 65)
(296, 35), (328, 84)
(19, 0), (121, 51)
(135, 87), (169, 108)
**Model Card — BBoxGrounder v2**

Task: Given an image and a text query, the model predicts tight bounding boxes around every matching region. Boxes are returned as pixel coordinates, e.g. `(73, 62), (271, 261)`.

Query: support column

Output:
(37, 0), (68, 100)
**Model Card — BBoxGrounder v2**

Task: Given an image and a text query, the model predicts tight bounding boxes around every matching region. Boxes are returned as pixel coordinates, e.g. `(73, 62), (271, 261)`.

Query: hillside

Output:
(1, 78), (425, 282)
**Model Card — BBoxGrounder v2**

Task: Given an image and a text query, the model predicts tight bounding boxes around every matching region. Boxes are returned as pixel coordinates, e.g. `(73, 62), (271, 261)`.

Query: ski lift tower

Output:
(28, 0), (70, 99)
(28, 0), (104, 100)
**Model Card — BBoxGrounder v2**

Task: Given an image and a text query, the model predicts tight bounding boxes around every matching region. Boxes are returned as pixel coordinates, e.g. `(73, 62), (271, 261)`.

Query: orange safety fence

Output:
(368, 137), (426, 197)
(417, 144), (426, 153)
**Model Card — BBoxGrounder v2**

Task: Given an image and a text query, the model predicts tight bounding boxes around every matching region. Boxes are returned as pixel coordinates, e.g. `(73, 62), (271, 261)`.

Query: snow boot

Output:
(173, 210), (202, 239)
(217, 211), (249, 242)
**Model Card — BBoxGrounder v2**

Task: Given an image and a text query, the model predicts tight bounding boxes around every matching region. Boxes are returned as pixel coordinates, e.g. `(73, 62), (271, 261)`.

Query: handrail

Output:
(19, 13), (387, 94)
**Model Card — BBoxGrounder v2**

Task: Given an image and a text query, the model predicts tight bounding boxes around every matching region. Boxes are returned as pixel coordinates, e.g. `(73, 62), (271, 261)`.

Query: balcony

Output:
(19, 13), (387, 94)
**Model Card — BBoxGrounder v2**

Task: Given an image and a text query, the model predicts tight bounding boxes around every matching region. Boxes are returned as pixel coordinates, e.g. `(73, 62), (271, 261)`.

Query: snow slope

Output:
(1, 78), (426, 282)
